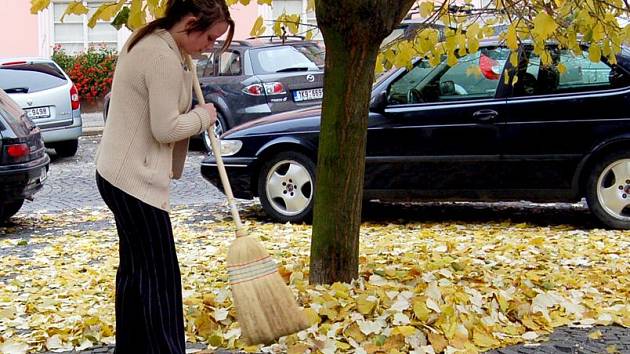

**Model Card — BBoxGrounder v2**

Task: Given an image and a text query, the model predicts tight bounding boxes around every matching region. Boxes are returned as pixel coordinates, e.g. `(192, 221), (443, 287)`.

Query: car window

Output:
(250, 46), (320, 74)
(0, 89), (29, 132)
(514, 48), (629, 96)
(388, 47), (509, 104)
(293, 44), (325, 68)
(0, 62), (67, 93)
(196, 53), (214, 77)
(218, 51), (241, 76)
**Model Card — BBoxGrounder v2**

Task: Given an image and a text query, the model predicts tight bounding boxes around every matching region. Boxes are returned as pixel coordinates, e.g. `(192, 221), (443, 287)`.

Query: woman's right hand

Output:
(197, 103), (218, 126)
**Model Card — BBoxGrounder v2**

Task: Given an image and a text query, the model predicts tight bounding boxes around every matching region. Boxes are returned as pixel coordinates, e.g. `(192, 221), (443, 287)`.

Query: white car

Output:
(0, 58), (82, 157)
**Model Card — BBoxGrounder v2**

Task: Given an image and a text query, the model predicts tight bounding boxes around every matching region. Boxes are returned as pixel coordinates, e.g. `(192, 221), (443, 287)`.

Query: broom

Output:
(186, 55), (309, 345)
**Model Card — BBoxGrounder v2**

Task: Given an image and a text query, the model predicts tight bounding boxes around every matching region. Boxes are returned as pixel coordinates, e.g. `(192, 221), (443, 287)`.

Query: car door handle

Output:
(472, 109), (498, 122)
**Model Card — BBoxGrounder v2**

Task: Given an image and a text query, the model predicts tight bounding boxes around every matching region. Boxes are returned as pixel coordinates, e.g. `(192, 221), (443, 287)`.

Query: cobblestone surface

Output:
(18, 135), (224, 214)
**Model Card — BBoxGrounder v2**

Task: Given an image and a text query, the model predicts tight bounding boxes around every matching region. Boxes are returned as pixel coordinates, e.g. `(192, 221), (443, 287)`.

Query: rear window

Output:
(250, 46), (320, 74)
(0, 89), (29, 132)
(0, 62), (67, 94)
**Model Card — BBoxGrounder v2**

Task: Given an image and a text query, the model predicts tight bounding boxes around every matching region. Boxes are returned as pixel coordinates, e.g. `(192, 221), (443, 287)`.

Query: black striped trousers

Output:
(96, 172), (185, 354)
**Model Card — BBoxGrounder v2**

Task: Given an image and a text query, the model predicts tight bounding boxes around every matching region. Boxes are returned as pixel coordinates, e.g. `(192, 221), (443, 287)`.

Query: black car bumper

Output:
(200, 156), (256, 199)
(0, 154), (50, 201)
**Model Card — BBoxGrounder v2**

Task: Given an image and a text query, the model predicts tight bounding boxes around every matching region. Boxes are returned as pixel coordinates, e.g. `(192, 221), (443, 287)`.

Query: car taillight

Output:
(242, 82), (286, 96)
(70, 85), (80, 110)
(1, 61), (27, 66)
(6, 143), (30, 159)
(479, 53), (500, 80)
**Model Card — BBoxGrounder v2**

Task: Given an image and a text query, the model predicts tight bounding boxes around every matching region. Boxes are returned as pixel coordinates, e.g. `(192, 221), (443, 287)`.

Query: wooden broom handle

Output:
(186, 55), (245, 235)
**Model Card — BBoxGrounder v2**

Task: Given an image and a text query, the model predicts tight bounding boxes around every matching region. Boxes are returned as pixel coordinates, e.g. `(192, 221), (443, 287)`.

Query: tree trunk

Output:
(309, 0), (415, 285)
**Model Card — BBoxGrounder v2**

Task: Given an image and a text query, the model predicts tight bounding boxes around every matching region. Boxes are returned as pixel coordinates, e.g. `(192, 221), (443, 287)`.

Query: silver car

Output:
(0, 58), (82, 157)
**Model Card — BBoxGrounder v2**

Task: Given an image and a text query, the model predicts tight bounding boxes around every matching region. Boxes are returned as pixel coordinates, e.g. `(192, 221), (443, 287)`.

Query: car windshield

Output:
(250, 46), (320, 74)
(0, 62), (67, 93)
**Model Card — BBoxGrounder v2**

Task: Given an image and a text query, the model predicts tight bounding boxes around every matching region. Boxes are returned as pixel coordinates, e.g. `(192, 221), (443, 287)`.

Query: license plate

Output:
(25, 107), (50, 119)
(293, 88), (323, 102)
(29, 168), (47, 184)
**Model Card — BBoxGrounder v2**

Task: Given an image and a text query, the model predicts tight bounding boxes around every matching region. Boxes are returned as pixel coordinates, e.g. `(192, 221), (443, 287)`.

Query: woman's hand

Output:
(197, 103), (218, 126)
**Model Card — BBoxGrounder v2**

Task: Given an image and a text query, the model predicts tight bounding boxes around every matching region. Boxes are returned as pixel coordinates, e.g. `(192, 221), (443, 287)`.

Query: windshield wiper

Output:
(4, 87), (29, 93)
(276, 67), (311, 73)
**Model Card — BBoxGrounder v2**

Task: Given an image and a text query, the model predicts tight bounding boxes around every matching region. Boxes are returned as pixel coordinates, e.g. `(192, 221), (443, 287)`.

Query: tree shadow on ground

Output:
(360, 200), (600, 229)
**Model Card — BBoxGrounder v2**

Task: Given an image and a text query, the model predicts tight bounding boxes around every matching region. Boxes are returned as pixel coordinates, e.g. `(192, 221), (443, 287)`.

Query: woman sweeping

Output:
(95, 1), (234, 352)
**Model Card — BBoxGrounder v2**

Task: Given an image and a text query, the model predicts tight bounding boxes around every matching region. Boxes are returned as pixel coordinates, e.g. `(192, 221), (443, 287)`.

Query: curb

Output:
(82, 127), (103, 136)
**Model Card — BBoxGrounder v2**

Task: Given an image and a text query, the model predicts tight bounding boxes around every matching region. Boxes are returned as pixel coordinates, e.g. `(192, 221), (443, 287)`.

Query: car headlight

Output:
(215, 139), (242, 156)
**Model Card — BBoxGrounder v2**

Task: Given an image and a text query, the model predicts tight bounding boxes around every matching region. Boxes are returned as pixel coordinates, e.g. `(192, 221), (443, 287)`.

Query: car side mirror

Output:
(369, 90), (388, 112)
(440, 80), (456, 95)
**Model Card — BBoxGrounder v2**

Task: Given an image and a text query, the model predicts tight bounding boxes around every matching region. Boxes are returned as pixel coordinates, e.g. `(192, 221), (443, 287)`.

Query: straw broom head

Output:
(227, 234), (309, 345)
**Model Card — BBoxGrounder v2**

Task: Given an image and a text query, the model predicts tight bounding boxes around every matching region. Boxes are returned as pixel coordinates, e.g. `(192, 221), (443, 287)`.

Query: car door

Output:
(364, 47), (511, 199)
(500, 46), (630, 196)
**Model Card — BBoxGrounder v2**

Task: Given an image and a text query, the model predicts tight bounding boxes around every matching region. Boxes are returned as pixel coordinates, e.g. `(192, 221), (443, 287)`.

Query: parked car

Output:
(102, 36), (325, 151)
(0, 88), (50, 222)
(0, 58), (82, 157)
(201, 41), (630, 229)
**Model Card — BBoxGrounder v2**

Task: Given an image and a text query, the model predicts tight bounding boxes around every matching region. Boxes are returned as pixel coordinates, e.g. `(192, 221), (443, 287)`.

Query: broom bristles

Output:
(227, 236), (309, 345)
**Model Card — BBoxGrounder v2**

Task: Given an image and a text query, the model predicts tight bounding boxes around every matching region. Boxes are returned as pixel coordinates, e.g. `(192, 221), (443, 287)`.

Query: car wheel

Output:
(586, 151), (630, 229)
(258, 151), (315, 223)
(203, 113), (226, 153)
(54, 139), (79, 157)
(0, 199), (24, 223)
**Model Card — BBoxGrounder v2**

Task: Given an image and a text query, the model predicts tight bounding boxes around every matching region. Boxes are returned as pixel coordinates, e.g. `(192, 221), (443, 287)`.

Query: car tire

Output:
(202, 113), (227, 153)
(0, 199), (24, 223)
(258, 151), (315, 223)
(586, 150), (630, 229)
(54, 139), (79, 157)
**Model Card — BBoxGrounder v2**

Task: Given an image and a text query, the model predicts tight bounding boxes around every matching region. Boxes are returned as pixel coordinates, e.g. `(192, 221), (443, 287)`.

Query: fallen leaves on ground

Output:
(0, 206), (628, 353)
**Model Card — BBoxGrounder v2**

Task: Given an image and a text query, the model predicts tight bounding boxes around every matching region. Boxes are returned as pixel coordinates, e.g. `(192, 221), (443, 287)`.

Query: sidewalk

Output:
(81, 111), (105, 136)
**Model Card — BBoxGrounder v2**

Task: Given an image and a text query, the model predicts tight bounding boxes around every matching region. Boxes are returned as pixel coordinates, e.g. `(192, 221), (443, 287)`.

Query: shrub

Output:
(52, 45), (117, 101)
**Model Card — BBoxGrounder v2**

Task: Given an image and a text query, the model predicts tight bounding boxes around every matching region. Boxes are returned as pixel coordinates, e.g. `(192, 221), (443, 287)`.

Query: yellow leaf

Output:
(30, 0), (51, 14)
(391, 325), (416, 337)
(506, 24), (518, 50)
(504, 69), (511, 85)
(239, 0), (251, 5)
(305, 30), (314, 41)
(61, 1), (88, 22)
(447, 53), (458, 67)
(303, 308), (321, 326)
(88, 0), (125, 28)
(412, 298), (431, 321)
(607, 345), (620, 353)
(589, 45), (602, 63)
(557, 63), (567, 74)
(588, 330), (603, 340)
(472, 326), (500, 348)
(258, 0), (272, 5)
(128, 0), (146, 30)
(250, 16), (265, 37)
(307, 0), (315, 12)
(466, 65), (482, 78)
(420, 2), (434, 18)
(428, 332), (448, 352)
(357, 294), (377, 315)
(532, 12), (558, 39)
(287, 344), (310, 354)
(510, 51), (519, 67)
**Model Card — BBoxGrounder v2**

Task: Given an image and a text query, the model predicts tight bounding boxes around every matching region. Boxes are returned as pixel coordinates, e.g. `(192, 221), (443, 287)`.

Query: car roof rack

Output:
(246, 35), (307, 44)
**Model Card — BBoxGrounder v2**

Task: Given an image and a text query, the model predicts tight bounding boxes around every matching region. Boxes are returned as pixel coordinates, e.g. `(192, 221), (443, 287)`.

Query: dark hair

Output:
(127, 0), (234, 53)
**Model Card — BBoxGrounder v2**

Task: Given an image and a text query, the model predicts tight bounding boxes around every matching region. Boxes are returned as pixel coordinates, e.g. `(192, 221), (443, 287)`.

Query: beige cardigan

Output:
(96, 30), (211, 211)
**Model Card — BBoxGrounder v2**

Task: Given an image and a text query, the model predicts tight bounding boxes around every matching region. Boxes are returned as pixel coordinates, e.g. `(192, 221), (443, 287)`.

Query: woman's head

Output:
(128, 0), (234, 54)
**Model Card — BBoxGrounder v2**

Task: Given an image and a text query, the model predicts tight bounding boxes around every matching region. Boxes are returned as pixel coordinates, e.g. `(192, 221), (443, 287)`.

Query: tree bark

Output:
(309, 0), (415, 285)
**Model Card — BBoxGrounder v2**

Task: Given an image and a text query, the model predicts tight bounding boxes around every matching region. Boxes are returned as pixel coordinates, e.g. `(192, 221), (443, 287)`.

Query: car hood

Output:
(223, 106), (322, 138)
